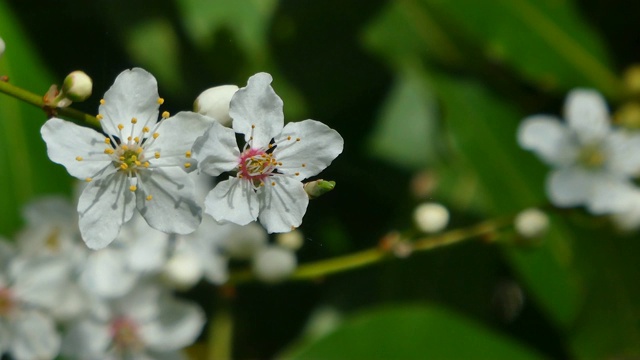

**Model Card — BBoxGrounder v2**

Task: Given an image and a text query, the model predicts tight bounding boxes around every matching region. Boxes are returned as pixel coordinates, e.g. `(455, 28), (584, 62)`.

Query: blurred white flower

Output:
(252, 245), (297, 283)
(413, 202), (449, 233)
(514, 208), (549, 239)
(41, 68), (209, 249)
(219, 222), (268, 260)
(276, 229), (304, 251)
(611, 189), (640, 231)
(194, 84), (239, 126)
(193, 72), (344, 233)
(61, 283), (204, 360)
(518, 89), (640, 214)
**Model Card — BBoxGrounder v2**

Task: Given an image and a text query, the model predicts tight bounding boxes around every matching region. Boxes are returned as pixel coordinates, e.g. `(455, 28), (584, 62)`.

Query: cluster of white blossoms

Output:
(518, 89), (640, 228)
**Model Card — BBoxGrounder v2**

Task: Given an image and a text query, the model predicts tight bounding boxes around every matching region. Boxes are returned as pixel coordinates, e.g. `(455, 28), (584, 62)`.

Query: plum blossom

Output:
(193, 72), (344, 233)
(518, 89), (640, 214)
(41, 68), (210, 249)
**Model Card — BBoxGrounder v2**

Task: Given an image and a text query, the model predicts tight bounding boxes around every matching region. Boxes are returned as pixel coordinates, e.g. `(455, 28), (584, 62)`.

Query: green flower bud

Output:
(62, 70), (92, 102)
(303, 179), (336, 199)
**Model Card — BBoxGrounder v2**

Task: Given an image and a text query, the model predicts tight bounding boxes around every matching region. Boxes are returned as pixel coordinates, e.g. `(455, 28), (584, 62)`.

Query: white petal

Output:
(252, 245), (297, 283)
(11, 257), (73, 311)
(275, 120), (344, 179)
(80, 248), (138, 298)
(125, 219), (171, 272)
(192, 120), (240, 176)
(258, 176), (309, 233)
(136, 167), (201, 234)
(204, 177), (259, 226)
(119, 284), (162, 323)
(78, 172), (136, 249)
(605, 130), (640, 176)
(546, 167), (594, 207)
(517, 115), (578, 166)
(231, 73), (284, 148)
(11, 311), (60, 360)
(588, 176), (636, 215)
(61, 319), (111, 359)
(41, 118), (114, 179)
(141, 298), (205, 351)
(145, 112), (211, 172)
(219, 222), (268, 260)
(99, 68), (160, 137)
(564, 89), (610, 144)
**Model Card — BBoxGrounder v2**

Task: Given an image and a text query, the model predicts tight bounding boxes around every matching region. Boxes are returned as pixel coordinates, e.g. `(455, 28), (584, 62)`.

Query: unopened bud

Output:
(304, 179), (335, 199)
(62, 71), (92, 102)
(194, 85), (238, 126)
(276, 229), (304, 251)
(162, 252), (202, 290)
(514, 208), (549, 239)
(413, 202), (449, 233)
(253, 245), (297, 283)
(0, 37), (5, 58)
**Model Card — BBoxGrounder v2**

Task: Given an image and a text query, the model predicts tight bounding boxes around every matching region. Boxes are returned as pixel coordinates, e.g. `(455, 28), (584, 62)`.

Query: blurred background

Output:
(1, 0), (640, 358)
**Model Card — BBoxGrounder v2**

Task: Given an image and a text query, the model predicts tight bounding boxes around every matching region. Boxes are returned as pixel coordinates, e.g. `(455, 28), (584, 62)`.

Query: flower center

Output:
(116, 146), (146, 173)
(0, 288), (16, 317)
(110, 316), (143, 351)
(238, 148), (277, 184)
(578, 144), (606, 169)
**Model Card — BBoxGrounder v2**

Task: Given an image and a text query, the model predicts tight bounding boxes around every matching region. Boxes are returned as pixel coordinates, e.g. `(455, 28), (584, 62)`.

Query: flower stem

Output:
(227, 216), (513, 285)
(208, 301), (233, 360)
(0, 77), (99, 127)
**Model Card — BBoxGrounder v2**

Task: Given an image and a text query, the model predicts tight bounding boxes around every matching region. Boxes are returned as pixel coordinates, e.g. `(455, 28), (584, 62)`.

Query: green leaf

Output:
(428, 70), (581, 329)
(368, 62), (441, 169)
(0, 0), (72, 236)
(421, 0), (621, 96)
(280, 305), (544, 360)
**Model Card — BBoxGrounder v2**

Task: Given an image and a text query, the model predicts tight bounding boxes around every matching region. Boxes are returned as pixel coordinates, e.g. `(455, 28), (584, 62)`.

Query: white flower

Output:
(41, 68), (210, 249)
(61, 282), (204, 360)
(518, 89), (640, 214)
(193, 72), (344, 233)
(252, 245), (297, 283)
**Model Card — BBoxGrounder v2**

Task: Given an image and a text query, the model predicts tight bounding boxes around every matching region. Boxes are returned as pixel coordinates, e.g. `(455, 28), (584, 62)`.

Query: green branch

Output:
(0, 78), (100, 127)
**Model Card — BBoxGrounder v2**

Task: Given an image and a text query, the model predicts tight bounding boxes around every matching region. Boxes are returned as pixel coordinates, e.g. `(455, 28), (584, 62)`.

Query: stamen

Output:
(302, 163), (306, 167)
(76, 156), (83, 161)
(184, 163), (192, 169)
(104, 148), (114, 155)
(134, 137), (140, 143)
(251, 124), (256, 129)
(85, 177), (92, 182)
(295, 172), (300, 176)
(185, 151), (192, 158)
(143, 162), (150, 168)
(296, 138), (300, 142)
(129, 185), (137, 192)
(143, 126), (150, 133)
(154, 152), (160, 159)
(96, 114), (104, 120)
(153, 133), (159, 139)
(127, 136), (132, 141)
(287, 136), (291, 140)
(105, 138), (111, 144)
(117, 124), (124, 130)
(120, 163), (128, 170)
(157, 97), (165, 105)
(136, 148), (143, 154)
(146, 195), (153, 201)
(162, 111), (170, 119)
(121, 145), (129, 151)
(99, 99), (106, 105)
(271, 181), (276, 186)
(131, 117), (137, 124)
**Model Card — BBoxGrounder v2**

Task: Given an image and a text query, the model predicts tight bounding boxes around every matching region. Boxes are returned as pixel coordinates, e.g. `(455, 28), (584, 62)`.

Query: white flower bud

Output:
(252, 246), (297, 283)
(221, 222), (268, 259)
(413, 202), (449, 233)
(0, 37), (5, 58)
(514, 208), (549, 239)
(62, 70), (92, 102)
(162, 252), (203, 290)
(276, 229), (304, 251)
(194, 85), (239, 126)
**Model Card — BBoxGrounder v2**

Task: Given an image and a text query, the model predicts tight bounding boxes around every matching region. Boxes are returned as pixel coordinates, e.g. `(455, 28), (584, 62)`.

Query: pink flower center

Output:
(238, 147), (278, 184)
(110, 316), (143, 351)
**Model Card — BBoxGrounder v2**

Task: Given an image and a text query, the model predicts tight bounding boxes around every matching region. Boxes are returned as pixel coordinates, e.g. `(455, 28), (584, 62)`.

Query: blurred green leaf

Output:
(0, 0), (72, 237)
(280, 305), (544, 360)
(427, 69), (581, 329)
(368, 62), (440, 169)
(421, 0), (620, 96)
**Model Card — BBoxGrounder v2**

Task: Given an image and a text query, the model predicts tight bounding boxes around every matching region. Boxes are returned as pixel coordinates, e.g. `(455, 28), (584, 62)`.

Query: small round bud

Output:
(62, 71), (92, 102)
(413, 202), (449, 233)
(276, 229), (304, 251)
(252, 246), (297, 283)
(221, 222), (268, 260)
(0, 37), (5, 58)
(162, 252), (202, 290)
(514, 208), (549, 239)
(194, 85), (239, 126)
(304, 179), (336, 199)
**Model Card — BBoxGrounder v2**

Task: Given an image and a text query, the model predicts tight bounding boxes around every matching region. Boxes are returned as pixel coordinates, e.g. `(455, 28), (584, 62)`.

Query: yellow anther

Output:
(75, 156), (83, 161)
(302, 163), (306, 167)
(104, 148), (114, 155)
(162, 111), (170, 118)
(131, 117), (138, 124)
(154, 152), (160, 159)
(134, 137), (140, 143)
(278, 162), (283, 166)
(143, 161), (150, 168)
(135, 161), (141, 166)
(130, 155), (137, 161)
(136, 147), (144, 154)
(157, 98), (165, 105)
(129, 185), (137, 192)
(143, 126), (150, 133)
(153, 133), (159, 139)
(184, 163), (192, 169)
(96, 114), (104, 120)
(249, 136), (254, 140)
(146, 194), (153, 201)
(120, 163), (128, 170)
(117, 124), (124, 130)
(295, 172), (300, 176)
(99, 99), (106, 105)
(296, 138), (300, 142)
(287, 136), (291, 140)
(260, 181), (265, 187)
(127, 136), (132, 141)
(121, 145), (129, 151)
(291, 226), (296, 231)
(85, 177), (92, 182)
(104, 138), (111, 144)
(271, 181), (276, 186)
(185, 151), (192, 158)
(238, 174), (243, 178)
(251, 124), (256, 129)
(119, 156), (125, 161)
